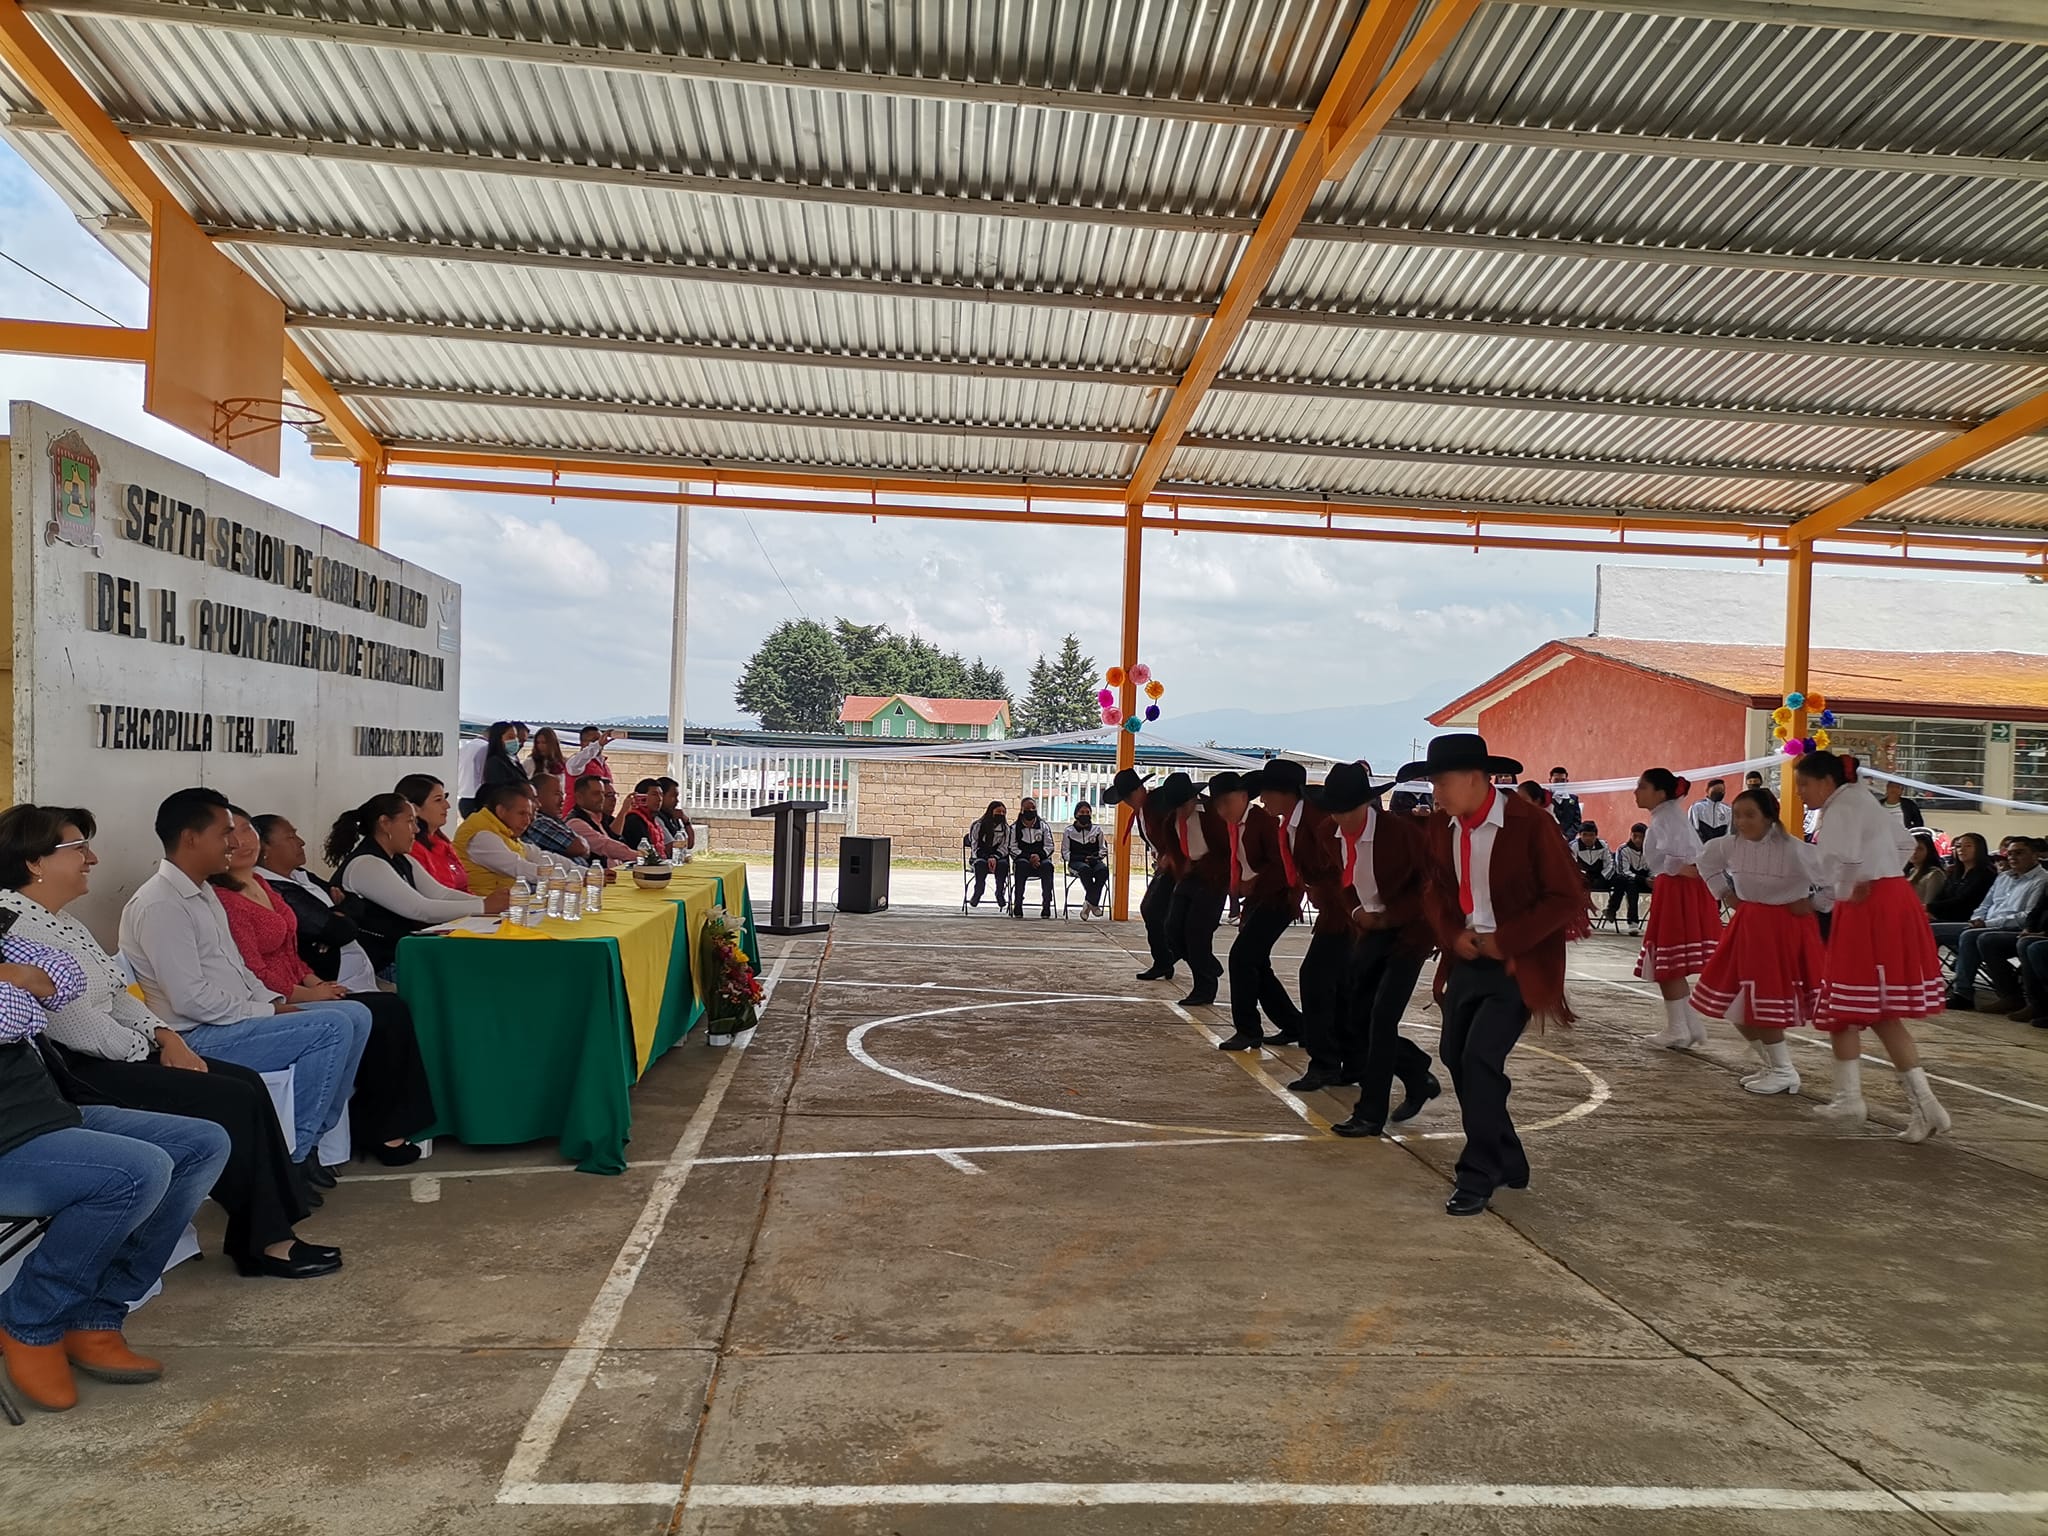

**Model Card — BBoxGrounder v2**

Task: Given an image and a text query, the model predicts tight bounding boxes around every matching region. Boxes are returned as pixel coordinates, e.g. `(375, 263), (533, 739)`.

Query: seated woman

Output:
(1927, 832), (1994, 923)
(1007, 797), (1056, 918)
(0, 946), (230, 1412)
(330, 794), (508, 974)
(1905, 832), (1948, 910)
(614, 779), (671, 859)
(216, 809), (435, 1168)
(1063, 802), (1109, 917)
(396, 773), (468, 893)
(0, 805), (337, 1281)
(965, 802), (1009, 909)
(250, 814), (378, 993)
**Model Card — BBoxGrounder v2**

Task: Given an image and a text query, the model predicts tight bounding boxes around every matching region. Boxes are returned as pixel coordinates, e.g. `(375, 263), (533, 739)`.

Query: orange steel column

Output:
(1111, 499), (1145, 921)
(357, 453), (385, 547)
(1779, 541), (1814, 834)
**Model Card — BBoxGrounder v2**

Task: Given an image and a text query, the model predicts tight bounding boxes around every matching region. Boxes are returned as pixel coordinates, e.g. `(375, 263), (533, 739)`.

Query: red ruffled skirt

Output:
(1816, 876), (1946, 1030)
(1634, 873), (1723, 981)
(1691, 900), (1824, 1030)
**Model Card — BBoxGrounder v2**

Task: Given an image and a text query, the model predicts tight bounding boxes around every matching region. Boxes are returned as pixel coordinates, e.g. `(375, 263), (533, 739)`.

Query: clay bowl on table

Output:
(630, 865), (673, 890)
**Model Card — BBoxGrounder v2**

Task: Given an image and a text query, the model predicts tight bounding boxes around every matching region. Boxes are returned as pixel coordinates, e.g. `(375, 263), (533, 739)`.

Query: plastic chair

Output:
(0, 1217), (51, 1426)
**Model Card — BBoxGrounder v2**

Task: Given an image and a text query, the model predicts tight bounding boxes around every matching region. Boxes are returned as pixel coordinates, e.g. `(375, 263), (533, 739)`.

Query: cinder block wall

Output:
(853, 760), (1034, 861)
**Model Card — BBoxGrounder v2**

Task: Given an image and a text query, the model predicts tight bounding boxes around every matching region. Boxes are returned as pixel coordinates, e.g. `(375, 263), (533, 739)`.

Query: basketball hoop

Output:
(212, 397), (325, 447)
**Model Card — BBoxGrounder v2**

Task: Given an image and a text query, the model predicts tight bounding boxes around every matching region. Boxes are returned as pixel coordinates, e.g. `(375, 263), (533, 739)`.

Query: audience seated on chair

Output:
(454, 782), (574, 897)
(1064, 802), (1109, 917)
(396, 774), (469, 893)
(330, 794), (506, 976)
(1927, 832), (1995, 924)
(0, 805), (338, 1282)
(1571, 821), (1611, 902)
(1007, 798), (1057, 918)
(1904, 832), (1947, 910)
(1605, 823), (1653, 933)
(965, 802), (1009, 910)
(1937, 837), (2045, 1013)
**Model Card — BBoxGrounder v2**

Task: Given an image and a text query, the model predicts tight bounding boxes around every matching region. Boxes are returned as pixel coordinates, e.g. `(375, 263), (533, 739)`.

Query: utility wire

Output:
(743, 511), (807, 619)
(0, 247), (125, 327)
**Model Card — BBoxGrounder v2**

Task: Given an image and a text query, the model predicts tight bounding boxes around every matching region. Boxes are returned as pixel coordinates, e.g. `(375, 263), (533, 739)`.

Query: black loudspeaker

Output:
(837, 835), (891, 913)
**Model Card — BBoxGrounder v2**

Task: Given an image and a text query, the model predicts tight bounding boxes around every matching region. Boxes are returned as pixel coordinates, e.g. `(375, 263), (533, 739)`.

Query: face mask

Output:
(504, 741), (519, 756)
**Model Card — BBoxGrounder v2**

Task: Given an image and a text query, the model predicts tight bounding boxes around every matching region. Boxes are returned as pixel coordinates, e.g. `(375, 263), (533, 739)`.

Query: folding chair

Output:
(961, 838), (1007, 914)
(0, 1216), (52, 1425)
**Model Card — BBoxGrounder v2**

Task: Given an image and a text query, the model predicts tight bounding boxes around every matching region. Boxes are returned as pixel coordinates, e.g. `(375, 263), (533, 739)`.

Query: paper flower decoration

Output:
(1784, 691), (1805, 709)
(1101, 706), (1123, 726)
(1129, 663), (1153, 686)
(1144, 704), (1160, 721)
(1813, 729), (1831, 750)
(1096, 688), (1115, 707)
(1783, 741), (1802, 756)
(1144, 680), (1165, 701)
(1772, 724), (1791, 741)
(1124, 718), (1143, 734)
(1806, 693), (1827, 713)
(1772, 706), (1794, 726)
(1105, 666), (1125, 688)
(1818, 710), (1836, 728)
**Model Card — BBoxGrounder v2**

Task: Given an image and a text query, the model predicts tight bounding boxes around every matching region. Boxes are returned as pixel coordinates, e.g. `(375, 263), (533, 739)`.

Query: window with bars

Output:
(2015, 727), (2048, 802)
(1829, 717), (1988, 809)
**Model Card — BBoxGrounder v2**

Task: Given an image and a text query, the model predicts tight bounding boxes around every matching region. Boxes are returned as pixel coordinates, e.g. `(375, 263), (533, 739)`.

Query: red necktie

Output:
(1456, 788), (1497, 917)
(1278, 818), (1299, 888)
(1342, 826), (1362, 888)
(1178, 817), (1190, 859)
(1228, 821), (1243, 897)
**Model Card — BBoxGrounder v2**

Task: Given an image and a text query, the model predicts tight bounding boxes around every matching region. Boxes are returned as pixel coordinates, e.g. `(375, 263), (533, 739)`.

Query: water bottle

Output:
(584, 866), (603, 912)
(544, 874), (565, 920)
(506, 888), (529, 928)
(562, 885), (582, 922)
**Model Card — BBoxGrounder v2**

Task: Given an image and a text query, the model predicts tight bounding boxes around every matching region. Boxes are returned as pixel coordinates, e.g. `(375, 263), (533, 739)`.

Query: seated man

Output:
(453, 781), (574, 897)
(1571, 821), (1612, 901)
(1940, 837), (2046, 1011)
(0, 945), (231, 1412)
(1547, 767), (1582, 841)
(1006, 798), (1057, 918)
(118, 787), (372, 1181)
(1063, 802), (1109, 917)
(568, 774), (640, 864)
(655, 778), (696, 854)
(1606, 823), (1653, 934)
(525, 775), (619, 875)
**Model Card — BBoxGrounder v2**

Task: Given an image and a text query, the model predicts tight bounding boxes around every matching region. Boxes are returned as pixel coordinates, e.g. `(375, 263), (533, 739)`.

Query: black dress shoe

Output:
(1331, 1116), (1384, 1139)
(1943, 994), (1974, 1012)
(299, 1157), (338, 1189)
(1179, 990), (1218, 1008)
(1135, 966), (1173, 982)
(1266, 1029), (1303, 1047)
(234, 1241), (343, 1279)
(1286, 1067), (1346, 1093)
(294, 1240), (342, 1262)
(369, 1142), (423, 1167)
(1391, 1073), (1442, 1124)
(1445, 1189), (1491, 1217)
(1215, 1031), (1264, 1051)
(1503, 1171), (1530, 1191)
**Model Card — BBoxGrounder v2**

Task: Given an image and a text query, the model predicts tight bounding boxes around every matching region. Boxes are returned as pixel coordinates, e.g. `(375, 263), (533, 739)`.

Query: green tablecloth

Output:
(400, 865), (755, 1173)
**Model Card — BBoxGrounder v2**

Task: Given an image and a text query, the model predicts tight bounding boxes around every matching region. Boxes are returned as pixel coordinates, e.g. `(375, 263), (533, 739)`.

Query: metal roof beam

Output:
(287, 312), (2025, 436)
(1381, 117), (2048, 184)
(21, 0), (1315, 130)
(335, 379), (2048, 495)
(1784, 387), (2048, 542)
(38, 114), (2047, 286)
(1545, 0), (2048, 47)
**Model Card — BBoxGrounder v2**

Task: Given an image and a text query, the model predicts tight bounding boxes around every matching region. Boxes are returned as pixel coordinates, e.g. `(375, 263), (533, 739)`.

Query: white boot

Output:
(1742, 1040), (1801, 1096)
(1813, 1054), (1867, 1123)
(1898, 1066), (1952, 1144)
(1685, 999), (1710, 1048)
(1646, 997), (1692, 1049)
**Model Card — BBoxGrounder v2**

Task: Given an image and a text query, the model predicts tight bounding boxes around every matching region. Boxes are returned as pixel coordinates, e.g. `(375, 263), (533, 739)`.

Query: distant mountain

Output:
(1161, 684), (1467, 765)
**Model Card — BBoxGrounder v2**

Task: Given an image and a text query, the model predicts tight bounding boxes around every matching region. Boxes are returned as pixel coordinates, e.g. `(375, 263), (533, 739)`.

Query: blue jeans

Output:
(0, 1106), (230, 1345)
(179, 1003), (371, 1155)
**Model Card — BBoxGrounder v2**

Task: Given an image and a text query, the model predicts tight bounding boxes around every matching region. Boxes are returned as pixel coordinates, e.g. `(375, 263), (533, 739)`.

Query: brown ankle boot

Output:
(62, 1329), (163, 1383)
(2, 1332), (78, 1410)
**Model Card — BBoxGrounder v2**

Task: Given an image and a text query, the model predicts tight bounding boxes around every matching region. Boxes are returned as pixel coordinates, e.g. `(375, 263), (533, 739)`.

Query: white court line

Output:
(496, 945), (791, 1498)
(828, 941), (1128, 954)
(821, 980), (1147, 1001)
(933, 1150), (983, 1175)
(1569, 969), (2048, 1117)
(1169, 1001), (1328, 1133)
(500, 1480), (2048, 1514)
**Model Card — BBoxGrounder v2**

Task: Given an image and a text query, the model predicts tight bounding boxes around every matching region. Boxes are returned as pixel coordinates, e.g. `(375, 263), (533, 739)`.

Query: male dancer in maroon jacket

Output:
(1253, 759), (1350, 1093)
(1152, 773), (1231, 1007)
(1404, 733), (1589, 1216)
(1107, 767), (1177, 983)
(1212, 770), (1305, 1051)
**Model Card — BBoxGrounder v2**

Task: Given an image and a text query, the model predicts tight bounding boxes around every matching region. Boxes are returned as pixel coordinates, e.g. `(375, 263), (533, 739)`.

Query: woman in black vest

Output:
(965, 802), (1010, 909)
(327, 795), (504, 976)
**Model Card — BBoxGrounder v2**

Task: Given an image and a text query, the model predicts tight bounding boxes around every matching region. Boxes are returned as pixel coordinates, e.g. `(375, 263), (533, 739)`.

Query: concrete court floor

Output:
(3, 906), (2045, 1536)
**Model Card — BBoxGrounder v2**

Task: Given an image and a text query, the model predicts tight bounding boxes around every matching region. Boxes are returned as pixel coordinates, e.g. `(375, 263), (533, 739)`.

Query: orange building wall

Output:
(1473, 657), (1750, 844)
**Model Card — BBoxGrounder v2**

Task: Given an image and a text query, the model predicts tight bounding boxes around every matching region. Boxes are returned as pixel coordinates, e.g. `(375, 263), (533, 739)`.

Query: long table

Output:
(399, 856), (756, 1173)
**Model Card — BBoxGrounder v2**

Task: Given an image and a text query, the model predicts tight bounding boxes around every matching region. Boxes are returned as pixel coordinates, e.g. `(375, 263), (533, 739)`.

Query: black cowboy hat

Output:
(1255, 758), (1309, 797)
(1396, 732), (1523, 784)
(1308, 760), (1397, 812)
(1104, 767), (1153, 806)
(1149, 771), (1199, 812)
(1205, 770), (1250, 798)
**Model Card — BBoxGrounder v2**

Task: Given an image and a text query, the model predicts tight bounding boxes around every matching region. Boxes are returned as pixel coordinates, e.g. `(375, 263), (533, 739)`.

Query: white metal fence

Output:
(681, 750), (852, 816)
(1025, 762), (1122, 824)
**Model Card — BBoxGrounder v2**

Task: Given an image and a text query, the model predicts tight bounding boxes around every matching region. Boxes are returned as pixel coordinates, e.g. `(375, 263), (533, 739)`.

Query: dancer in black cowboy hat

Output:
(1106, 768), (1178, 983)
(1253, 759), (1351, 1092)
(1150, 772), (1230, 1007)
(1308, 761), (1443, 1138)
(1210, 769), (1305, 1051)
(1400, 734), (1588, 1216)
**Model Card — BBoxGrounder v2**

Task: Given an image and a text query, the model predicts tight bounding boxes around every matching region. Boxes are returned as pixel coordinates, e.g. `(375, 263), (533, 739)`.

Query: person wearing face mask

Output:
(965, 802), (1010, 910)
(1007, 798), (1057, 918)
(479, 721), (531, 798)
(459, 721), (528, 817)
(1690, 779), (1733, 843)
(1063, 802), (1109, 917)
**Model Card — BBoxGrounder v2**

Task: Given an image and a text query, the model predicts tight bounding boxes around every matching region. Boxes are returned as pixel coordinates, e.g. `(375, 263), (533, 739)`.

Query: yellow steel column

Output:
(1779, 540), (1814, 833)
(1111, 498), (1144, 920)
(357, 453), (385, 547)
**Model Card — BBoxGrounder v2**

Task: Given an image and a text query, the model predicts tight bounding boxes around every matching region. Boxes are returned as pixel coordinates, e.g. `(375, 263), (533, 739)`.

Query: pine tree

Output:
(964, 658), (1010, 708)
(1017, 635), (1098, 734)
(734, 619), (852, 732)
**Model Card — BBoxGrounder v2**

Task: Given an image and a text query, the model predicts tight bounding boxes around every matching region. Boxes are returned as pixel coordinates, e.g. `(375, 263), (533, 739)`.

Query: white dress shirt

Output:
(258, 867), (381, 994)
(1695, 830), (1832, 909)
(118, 860), (281, 1029)
(1450, 790), (1507, 934)
(1645, 798), (1705, 877)
(456, 736), (490, 799)
(1811, 782), (1917, 899)
(1344, 807), (1384, 913)
(464, 829), (569, 882)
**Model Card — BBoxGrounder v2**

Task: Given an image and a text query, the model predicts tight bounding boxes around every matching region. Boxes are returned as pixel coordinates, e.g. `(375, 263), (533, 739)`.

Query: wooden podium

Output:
(750, 799), (831, 934)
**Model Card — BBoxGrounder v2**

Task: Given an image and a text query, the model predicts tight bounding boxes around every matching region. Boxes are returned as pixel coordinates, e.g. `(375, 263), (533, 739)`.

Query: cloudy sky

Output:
(3, 138), (1610, 739)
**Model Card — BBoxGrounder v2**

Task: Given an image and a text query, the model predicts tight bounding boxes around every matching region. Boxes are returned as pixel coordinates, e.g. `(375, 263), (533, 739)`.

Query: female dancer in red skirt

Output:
(1634, 768), (1723, 1048)
(1798, 752), (1950, 1142)
(1687, 787), (1827, 1095)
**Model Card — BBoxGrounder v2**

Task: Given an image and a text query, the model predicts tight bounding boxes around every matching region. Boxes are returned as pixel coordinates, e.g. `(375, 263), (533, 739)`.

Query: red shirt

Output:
(216, 882), (311, 997)
(413, 831), (468, 893)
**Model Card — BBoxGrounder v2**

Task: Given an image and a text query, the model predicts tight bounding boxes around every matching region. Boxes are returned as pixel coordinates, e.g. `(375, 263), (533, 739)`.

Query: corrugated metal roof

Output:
(2, 0), (2044, 537)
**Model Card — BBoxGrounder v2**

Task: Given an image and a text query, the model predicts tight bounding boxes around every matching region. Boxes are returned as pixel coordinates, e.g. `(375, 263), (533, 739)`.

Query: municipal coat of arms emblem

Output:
(47, 430), (104, 555)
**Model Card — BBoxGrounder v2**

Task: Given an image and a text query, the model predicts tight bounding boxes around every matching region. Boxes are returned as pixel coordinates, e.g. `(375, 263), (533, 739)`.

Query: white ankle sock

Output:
(1833, 1056), (1863, 1099)
(1765, 1041), (1795, 1070)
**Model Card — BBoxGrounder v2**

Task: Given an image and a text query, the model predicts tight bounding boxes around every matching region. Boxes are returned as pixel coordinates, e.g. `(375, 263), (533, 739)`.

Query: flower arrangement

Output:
(701, 907), (763, 1033)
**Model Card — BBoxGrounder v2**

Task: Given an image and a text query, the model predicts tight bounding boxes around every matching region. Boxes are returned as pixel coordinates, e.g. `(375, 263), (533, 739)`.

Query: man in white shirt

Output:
(119, 787), (371, 1173)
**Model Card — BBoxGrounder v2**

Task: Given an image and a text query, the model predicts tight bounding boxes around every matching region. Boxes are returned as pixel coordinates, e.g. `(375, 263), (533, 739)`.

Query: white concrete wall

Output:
(6, 402), (461, 944)
(1594, 565), (2048, 653)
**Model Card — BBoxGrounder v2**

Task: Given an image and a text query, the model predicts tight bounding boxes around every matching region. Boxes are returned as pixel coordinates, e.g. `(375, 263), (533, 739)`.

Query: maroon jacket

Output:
(1284, 801), (1346, 927)
(1137, 797), (1182, 879)
(1170, 802), (1231, 892)
(1236, 805), (1299, 916)
(1322, 806), (1433, 949)
(1422, 790), (1590, 1022)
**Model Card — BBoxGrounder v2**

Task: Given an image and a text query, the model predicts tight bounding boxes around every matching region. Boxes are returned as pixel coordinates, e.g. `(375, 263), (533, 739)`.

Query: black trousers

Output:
(348, 991), (437, 1147)
(1165, 877), (1226, 993)
(1070, 857), (1109, 906)
(1344, 929), (1433, 1126)
(1296, 930), (1352, 1074)
(1228, 901), (1303, 1037)
(969, 854), (1010, 905)
(1440, 958), (1530, 1198)
(1605, 871), (1652, 923)
(1140, 870), (1178, 970)
(1011, 854), (1055, 913)
(59, 1051), (309, 1260)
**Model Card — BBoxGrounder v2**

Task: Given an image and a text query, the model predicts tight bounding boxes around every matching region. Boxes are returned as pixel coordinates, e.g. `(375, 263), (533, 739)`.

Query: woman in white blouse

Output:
(1796, 753), (1950, 1142)
(1684, 787), (1829, 1097)
(324, 794), (510, 977)
(1632, 768), (1723, 1049)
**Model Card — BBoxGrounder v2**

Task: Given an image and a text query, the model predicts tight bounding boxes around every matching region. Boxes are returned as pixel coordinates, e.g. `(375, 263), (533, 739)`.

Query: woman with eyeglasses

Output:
(0, 805), (340, 1281)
